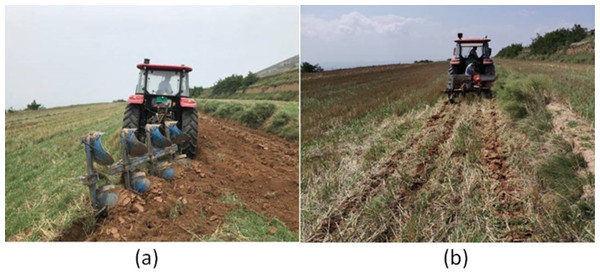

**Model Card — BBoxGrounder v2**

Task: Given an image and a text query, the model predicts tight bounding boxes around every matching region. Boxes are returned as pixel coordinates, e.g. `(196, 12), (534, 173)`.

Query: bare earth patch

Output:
(546, 100), (595, 173)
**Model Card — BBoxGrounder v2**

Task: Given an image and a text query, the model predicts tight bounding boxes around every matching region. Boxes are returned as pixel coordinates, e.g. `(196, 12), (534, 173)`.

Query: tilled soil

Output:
(474, 102), (532, 242)
(305, 97), (541, 242)
(58, 115), (298, 241)
(307, 101), (457, 242)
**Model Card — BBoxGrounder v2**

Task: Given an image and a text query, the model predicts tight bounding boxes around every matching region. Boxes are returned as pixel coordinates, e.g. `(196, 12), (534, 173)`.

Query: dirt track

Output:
(59, 114), (298, 241)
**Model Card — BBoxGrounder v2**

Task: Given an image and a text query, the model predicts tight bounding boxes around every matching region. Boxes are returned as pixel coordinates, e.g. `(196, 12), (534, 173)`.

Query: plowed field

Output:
(301, 60), (594, 242)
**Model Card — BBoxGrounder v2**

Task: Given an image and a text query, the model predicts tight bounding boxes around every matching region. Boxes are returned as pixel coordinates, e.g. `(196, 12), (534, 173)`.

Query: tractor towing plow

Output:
(79, 58), (199, 210)
(444, 33), (496, 103)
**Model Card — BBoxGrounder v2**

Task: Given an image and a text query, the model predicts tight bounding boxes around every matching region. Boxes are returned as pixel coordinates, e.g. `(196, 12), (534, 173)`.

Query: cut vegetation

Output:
(301, 59), (594, 242)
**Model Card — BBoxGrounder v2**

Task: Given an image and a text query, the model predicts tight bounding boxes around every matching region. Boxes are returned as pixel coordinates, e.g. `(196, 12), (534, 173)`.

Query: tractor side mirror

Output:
(489, 48), (492, 56)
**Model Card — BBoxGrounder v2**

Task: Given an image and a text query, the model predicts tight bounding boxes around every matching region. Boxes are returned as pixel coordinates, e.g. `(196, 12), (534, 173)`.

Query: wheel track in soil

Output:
(475, 101), (532, 242)
(306, 101), (456, 242)
(370, 102), (459, 242)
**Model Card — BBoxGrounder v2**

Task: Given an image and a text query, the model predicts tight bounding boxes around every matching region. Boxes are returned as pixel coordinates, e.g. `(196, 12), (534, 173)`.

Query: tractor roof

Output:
(455, 38), (491, 43)
(137, 63), (193, 72)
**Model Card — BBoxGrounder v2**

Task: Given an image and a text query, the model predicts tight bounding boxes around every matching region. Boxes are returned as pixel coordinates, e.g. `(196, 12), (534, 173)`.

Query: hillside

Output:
(496, 25), (594, 63)
(301, 60), (594, 242)
(256, 55), (299, 77)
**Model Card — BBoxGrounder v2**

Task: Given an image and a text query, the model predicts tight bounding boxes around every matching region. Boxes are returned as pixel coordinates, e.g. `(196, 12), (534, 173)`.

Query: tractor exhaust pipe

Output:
(144, 58), (150, 64)
(457, 32), (463, 39)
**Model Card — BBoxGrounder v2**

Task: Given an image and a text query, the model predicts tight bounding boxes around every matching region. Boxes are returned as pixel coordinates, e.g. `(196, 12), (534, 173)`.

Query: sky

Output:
(302, 5), (594, 69)
(5, 6), (299, 109)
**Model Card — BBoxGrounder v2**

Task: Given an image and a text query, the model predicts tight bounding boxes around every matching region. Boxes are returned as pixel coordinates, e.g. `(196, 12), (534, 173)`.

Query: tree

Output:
(529, 24), (588, 55)
(301, 62), (324, 73)
(212, 74), (244, 95)
(496, 43), (524, 58)
(190, 86), (204, 97)
(242, 71), (259, 90)
(26, 100), (42, 110)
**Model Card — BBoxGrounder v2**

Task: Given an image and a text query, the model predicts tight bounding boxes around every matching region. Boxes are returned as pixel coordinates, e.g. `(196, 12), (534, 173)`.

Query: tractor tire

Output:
(448, 92), (457, 104)
(485, 89), (493, 99)
(123, 104), (144, 141)
(123, 104), (141, 129)
(181, 108), (198, 159)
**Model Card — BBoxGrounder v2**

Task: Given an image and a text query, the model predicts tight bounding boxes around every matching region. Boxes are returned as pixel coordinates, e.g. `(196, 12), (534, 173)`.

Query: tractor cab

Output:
(445, 33), (496, 103)
(135, 59), (192, 97)
(450, 33), (493, 74)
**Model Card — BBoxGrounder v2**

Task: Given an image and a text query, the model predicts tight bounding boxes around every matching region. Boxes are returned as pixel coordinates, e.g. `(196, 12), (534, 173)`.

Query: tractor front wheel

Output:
(182, 108), (198, 159)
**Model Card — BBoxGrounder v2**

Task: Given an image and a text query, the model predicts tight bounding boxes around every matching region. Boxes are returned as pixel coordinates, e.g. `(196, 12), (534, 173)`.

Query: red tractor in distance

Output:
(445, 33), (496, 103)
(124, 58), (198, 158)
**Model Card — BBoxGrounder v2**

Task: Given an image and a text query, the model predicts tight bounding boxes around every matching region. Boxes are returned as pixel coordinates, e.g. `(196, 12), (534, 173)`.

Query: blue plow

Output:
(79, 123), (188, 210)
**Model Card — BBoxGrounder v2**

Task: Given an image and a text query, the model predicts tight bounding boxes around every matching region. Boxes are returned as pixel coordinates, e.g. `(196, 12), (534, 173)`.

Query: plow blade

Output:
(96, 185), (118, 209)
(80, 124), (185, 210)
(156, 162), (175, 180)
(122, 128), (148, 157)
(165, 121), (190, 145)
(148, 124), (172, 148)
(131, 172), (151, 193)
(81, 132), (114, 165)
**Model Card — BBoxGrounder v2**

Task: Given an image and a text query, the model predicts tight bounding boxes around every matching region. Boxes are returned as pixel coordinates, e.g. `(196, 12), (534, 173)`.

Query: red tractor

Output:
(124, 58), (198, 158)
(445, 33), (496, 103)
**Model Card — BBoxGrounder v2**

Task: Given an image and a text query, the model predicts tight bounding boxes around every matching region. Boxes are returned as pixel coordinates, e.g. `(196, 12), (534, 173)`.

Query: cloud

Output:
(517, 9), (537, 17)
(302, 11), (426, 40)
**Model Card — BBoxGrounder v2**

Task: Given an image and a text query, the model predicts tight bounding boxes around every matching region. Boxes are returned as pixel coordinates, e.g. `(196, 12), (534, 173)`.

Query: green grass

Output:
(537, 153), (587, 202)
(534, 142), (594, 241)
(495, 60), (594, 241)
(5, 103), (125, 241)
(195, 71), (298, 101)
(197, 99), (298, 140)
(203, 207), (298, 242)
(495, 68), (553, 140)
(250, 70), (298, 88)
(514, 52), (595, 64)
(497, 59), (594, 123)
(198, 91), (298, 101)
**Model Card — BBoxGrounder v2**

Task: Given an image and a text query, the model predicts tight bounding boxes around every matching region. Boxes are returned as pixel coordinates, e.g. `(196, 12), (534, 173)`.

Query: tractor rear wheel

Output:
(123, 104), (141, 130)
(182, 108), (198, 159)
(123, 104), (145, 142)
(485, 89), (493, 99)
(448, 92), (457, 104)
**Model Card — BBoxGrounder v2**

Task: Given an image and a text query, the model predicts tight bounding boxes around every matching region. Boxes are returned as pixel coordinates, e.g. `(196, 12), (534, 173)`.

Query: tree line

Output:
(496, 24), (592, 58)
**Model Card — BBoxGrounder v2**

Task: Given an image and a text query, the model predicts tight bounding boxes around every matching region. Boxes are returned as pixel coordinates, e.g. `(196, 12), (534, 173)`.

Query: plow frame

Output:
(79, 123), (185, 210)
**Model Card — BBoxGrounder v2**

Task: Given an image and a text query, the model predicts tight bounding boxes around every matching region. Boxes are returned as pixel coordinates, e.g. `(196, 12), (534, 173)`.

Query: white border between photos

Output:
(1, 0), (598, 274)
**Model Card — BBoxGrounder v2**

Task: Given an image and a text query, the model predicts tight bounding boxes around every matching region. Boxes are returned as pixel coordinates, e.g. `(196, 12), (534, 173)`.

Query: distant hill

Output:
(256, 55), (299, 77)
